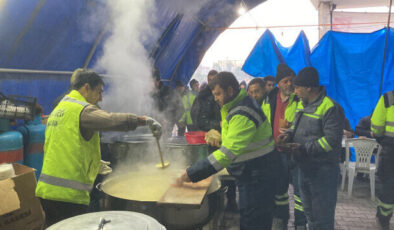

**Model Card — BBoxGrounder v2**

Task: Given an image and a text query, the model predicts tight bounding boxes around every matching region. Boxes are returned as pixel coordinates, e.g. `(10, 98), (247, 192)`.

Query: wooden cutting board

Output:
(157, 176), (212, 208)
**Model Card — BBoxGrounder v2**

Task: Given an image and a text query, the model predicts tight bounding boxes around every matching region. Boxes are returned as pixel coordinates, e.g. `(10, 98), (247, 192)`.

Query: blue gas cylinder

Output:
(0, 130), (24, 164)
(18, 115), (45, 179)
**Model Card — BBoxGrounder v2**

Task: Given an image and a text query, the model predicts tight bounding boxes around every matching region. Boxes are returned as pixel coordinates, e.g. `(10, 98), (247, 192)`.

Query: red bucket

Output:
(185, 131), (206, 144)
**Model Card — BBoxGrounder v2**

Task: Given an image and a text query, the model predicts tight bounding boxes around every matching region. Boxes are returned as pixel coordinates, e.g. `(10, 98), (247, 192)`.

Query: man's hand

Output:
(284, 143), (306, 162)
(175, 171), (191, 186)
(277, 133), (290, 146)
(205, 129), (221, 147)
(145, 116), (162, 138)
(99, 160), (112, 175)
(343, 130), (353, 138)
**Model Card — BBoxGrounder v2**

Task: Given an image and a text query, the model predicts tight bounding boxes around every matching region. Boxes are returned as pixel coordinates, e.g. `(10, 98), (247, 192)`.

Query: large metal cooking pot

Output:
(163, 136), (208, 166)
(98, 133), (223, 230)
(103, 134), (209, 170)
(101, 129), (157, 169)
(98, 173), (223, 230)
(47, 211), (166, 230)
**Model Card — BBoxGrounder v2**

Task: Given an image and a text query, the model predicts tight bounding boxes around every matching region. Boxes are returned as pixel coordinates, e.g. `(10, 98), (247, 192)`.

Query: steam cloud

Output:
(89, 0), (214, 175)
(95, 0), (158, 114)
(94, 0), (212, 115)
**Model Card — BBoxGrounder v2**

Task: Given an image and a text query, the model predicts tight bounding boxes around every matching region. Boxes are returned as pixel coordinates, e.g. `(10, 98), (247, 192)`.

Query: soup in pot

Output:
(102, 168), (183, 202)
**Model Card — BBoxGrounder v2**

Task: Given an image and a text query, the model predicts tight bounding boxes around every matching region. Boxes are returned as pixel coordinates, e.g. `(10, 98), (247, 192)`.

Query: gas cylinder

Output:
(0, 119), (24, 164)
(18, 115), (45, 179)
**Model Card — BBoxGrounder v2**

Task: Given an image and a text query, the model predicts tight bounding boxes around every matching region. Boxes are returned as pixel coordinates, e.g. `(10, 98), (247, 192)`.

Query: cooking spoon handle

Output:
(155, 137), (165, 167)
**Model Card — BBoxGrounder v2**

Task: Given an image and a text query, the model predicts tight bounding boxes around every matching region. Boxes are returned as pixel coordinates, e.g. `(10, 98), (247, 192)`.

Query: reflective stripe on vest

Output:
(275, 192), (289, 205)
(371, 124), (385, 136)
(318, 136), (333, 152)
(40, 174), (93, 192)
(234, 144), (275, 163)
(208, 154), (222, 171)
(226, 106), (263, 126)
(208, 144), (275, 170)
(303, 113), (322, 119)
(244, 136), (274, 150)
(219, 146), (237, 161)
(62, 96), (90, 107)
(218, 136), (274, 163)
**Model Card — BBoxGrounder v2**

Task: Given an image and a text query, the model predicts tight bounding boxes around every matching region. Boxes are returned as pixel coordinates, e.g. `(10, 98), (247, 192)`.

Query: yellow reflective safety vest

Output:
(36, 90), (101, 205)
(371, 91), (394, 139)
(179, 90), (196, 125)
(208, 89), (275, 170)
(261, 88), (299, 126)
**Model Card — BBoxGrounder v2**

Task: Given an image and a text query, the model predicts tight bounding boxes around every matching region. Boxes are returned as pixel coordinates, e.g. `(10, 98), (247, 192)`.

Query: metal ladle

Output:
(155, 137), (170, 169)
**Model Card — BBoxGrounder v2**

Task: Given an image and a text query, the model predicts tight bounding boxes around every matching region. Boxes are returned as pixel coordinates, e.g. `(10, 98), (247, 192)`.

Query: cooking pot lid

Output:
(101, 126), (154, 143)
(165, 136), (188, 146)
(47, 211), (166, 230)
(165, 137), (206, 146)
(115, 134), (155, 143)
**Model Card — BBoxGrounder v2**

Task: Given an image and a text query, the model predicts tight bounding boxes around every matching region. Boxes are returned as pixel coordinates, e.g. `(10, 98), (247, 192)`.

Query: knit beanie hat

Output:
(276, 63), (295, 83)
(293, 67), (319, 87)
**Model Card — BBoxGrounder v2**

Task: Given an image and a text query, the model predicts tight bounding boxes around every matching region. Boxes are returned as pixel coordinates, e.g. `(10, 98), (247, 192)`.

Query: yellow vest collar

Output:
(222, 89), (247, 112)
(67, 90), (89, 104)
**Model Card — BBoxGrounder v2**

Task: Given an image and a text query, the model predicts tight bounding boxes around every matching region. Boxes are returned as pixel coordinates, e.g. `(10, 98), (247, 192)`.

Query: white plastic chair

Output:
(346, 138), (382, 200)
(340, 136), (350, 191)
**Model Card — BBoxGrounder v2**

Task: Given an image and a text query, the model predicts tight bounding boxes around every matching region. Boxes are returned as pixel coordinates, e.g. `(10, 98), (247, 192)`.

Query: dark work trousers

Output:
(40, 198), (88, 227)
(290, 163), (307, 227)
(299, 163), (339, 230)
(236, 151), (279, 230)
(273, 151), (290, 221)
(376, 147), (394, 223)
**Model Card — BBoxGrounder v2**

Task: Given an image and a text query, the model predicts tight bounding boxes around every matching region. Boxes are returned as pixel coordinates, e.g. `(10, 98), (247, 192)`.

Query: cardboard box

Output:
(0, 164), (44, 230)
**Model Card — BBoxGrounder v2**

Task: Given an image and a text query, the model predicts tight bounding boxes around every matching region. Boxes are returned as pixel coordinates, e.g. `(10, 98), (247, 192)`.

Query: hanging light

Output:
(238, 1), (247, 15)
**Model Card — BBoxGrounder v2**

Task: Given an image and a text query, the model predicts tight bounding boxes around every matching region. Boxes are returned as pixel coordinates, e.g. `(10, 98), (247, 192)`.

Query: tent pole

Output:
(379, 0), (393, 96)
(83, 24), (108, 69)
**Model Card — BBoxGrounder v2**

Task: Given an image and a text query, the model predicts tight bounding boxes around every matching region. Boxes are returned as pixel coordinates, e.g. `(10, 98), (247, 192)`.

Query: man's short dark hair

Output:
(208, 70), (218, 77)
(175, 80), (184, 87)
(263, 75), (275, 83)
(248, 78), (266, 89)
(209, 71), (239, 93)
(72, 70), (104, 90)
(190, 79), (199, 87)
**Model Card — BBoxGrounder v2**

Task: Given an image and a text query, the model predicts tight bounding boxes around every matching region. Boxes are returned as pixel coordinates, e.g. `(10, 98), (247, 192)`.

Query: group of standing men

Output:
(177, 64), (346, 230)
(178, 64), (394, 230)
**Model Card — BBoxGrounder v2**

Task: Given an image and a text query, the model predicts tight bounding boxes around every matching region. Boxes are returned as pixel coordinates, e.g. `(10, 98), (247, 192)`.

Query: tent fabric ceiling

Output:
(0, 0), (265, 113)
(0, 0), (265, 80)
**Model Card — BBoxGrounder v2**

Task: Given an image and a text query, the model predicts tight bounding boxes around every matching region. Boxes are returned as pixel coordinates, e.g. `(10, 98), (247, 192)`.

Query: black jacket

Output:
(152, 83), (184, 124)
(289, 90), (345, 168)
(192, 87), (221, 132)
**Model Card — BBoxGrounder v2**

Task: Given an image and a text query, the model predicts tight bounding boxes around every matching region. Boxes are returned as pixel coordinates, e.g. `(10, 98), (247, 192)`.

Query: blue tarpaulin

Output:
(242, 30), (311, 77)
(0, 0), (265, 114)
(243, 28), (394, 129)
(311, 28), (394, 128)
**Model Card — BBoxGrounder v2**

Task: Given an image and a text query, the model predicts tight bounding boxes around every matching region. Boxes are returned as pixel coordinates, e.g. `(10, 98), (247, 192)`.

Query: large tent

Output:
(0, 0), (265, 114)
